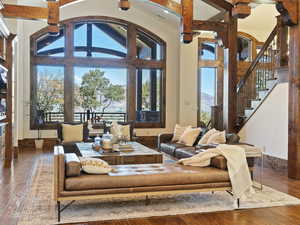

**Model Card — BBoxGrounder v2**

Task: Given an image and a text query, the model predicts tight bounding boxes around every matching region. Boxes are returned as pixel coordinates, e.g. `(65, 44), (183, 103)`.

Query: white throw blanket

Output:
(178, 144), (254, 198)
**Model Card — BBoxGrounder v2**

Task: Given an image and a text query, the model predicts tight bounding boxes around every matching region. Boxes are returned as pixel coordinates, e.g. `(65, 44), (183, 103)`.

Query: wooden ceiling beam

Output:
(192, 20), (229, 47)
(1, 4), (48, 20)
(181, 0), (193, 43)
(47, 1), (60, 35)
(208, 10), (227, 21)
(202, 0), (233, 11)
(59, 0), (182, 14)
(119, 0), (130, 10)
(230, 0), (251, 18)
(276, 0), (298, 26)
(192, 20), (228, 31)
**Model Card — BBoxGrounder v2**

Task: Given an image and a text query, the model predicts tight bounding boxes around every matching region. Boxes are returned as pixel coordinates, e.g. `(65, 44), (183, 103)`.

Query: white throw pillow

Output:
(207, 131), (226, 144)
(111, 122), (130, 141)
(172, 124), (191, 142)
(80, 157), (113, 174)
(198, 128), (218, 145)
(178, 127), (202, 147)
(62, 124), (83, 142)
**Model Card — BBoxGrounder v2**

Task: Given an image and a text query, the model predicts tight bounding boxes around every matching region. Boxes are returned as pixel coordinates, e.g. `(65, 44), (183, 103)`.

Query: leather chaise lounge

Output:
(53, 146), (239, 222)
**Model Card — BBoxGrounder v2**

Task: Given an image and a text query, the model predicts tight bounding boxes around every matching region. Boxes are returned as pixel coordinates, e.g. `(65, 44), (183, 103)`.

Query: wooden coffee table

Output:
(76, 142), (163, 165)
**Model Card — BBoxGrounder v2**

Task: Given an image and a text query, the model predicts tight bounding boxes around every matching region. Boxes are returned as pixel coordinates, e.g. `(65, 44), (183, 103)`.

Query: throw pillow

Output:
(80, 157), (113, 174)
(178, 127), (202, 146)
(62, 124), (83, 142)
(111, 122), (131, 141)
(172, 124), (191, 142)
(198, 128), (218, 145)
(207, 130), (226, 144)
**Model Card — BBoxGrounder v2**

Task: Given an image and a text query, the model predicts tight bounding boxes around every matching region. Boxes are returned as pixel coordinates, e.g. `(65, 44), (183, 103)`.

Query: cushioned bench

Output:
(53, 146), (235, 222)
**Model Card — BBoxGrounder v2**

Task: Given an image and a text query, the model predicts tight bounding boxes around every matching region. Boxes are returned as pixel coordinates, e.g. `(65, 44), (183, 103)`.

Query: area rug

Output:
(17, 156), (300, 225)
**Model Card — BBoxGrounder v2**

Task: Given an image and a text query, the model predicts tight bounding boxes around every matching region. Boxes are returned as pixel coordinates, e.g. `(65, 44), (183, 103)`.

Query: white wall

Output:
(15, 0), (180, 139)
(239, 4), (279, 41)
(179, 39), (198, 126)
(238, 83), (288, 159)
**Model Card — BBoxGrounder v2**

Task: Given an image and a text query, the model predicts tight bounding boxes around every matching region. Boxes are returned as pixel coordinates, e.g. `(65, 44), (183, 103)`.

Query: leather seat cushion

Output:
(65, 164), (230, 191)
(174, 147), (197, 159)
(160, 143), (186, 156)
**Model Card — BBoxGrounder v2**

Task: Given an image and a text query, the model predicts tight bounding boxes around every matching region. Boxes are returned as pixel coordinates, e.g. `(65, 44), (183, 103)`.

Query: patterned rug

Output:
(17, 156), (300, 225)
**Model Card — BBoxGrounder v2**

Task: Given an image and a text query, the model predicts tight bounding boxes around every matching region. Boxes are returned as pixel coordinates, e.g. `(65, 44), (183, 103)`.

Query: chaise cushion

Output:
(65, 164), (230, 191)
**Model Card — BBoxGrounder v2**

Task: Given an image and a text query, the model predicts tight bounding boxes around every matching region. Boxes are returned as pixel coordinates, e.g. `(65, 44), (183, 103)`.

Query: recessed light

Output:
(163, 10), (169, 14)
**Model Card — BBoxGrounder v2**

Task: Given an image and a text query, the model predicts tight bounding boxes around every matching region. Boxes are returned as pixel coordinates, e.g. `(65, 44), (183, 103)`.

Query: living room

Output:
(1, 0), (300, 225)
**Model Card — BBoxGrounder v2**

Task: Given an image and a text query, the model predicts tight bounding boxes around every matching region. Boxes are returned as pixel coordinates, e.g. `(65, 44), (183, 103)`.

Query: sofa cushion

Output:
(160, 143), (186, 156)
(80, 157), (113, 174)
(57, 122), (89, 142)
(198, 129), (218, 145)
(207, 131), (226, 144)
(65, 153), (81, 177)
(62, 124), (83, 142)
(178, 127), (202, 146)
(171, 124), (191, 142)
(174, 147), (197, 159)
(65, 164), (230, 191)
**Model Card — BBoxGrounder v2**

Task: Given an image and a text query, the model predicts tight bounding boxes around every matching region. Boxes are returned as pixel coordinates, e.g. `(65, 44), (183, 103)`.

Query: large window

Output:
(30, 17), (166, 129)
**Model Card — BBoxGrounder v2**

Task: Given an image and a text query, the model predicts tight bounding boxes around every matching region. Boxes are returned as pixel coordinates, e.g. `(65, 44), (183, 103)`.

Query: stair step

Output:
(244, 109), (254, 118)
(258, 90), (269, 99)
(266, 79), (277, 89)
(251, 100), (260, 108)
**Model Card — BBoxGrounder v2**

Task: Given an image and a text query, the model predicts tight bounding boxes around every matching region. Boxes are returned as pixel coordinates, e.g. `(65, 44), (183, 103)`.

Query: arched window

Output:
(30, 16), (166, 129)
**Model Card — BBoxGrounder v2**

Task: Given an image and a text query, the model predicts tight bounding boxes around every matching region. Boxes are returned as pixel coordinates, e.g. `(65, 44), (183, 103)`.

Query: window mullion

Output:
(127, 25), (137, 122)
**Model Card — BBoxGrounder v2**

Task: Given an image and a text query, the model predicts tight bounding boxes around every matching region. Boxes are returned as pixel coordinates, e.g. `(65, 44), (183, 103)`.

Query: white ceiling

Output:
(5, 0), (221, 24)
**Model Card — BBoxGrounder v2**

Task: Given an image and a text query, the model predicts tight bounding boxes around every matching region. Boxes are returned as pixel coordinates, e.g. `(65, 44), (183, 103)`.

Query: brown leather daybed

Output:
(53, 146), (236, 222)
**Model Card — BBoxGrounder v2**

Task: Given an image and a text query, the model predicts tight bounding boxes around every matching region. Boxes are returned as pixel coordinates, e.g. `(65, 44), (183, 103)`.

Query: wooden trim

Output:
(57, 187), (232, 202)
(238, 31), (261, 44)
(4, 34), (16, 167)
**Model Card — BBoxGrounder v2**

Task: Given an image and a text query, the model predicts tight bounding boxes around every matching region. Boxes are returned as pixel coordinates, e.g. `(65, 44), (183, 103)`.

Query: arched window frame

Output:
(30, 16), (166, 129)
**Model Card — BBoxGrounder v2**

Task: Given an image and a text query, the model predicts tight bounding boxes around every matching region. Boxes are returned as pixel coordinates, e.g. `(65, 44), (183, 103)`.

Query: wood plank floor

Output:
(1, 148), (300, 225)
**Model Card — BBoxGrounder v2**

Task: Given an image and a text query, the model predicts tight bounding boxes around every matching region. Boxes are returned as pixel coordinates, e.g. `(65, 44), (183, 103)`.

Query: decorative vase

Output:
(35, 139), (44, 149)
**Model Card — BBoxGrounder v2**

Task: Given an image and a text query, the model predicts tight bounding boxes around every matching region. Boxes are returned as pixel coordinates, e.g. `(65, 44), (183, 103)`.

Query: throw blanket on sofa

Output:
(178, 144), (254, 199)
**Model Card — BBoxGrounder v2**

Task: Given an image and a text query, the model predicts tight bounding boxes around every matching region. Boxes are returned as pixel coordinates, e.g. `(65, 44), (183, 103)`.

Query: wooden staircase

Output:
(236, 25), (280, 129)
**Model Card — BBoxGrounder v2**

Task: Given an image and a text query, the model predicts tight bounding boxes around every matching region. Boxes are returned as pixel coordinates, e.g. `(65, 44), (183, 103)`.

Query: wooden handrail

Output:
(237, 25), (278, 93)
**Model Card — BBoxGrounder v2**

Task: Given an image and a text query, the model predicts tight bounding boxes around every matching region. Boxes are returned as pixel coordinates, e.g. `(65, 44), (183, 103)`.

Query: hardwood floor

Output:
(1, 148), (300, 225)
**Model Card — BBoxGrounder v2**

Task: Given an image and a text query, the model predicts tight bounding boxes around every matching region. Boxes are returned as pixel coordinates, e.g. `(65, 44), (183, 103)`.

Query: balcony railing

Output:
(43, 112), (127, 123)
